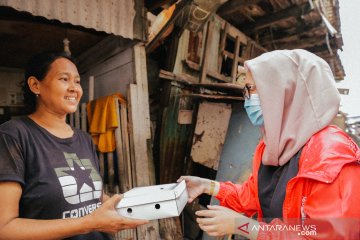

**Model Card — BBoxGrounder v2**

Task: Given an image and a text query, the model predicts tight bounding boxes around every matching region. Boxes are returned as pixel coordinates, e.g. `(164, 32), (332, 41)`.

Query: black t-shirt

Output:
(0, 117), (111, 240)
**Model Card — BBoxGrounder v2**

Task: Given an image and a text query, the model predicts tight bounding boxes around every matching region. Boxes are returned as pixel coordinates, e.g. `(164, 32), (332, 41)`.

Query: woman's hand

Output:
(177, 176), (212, 203)
(85, 194), (149, 234)
(196, 205), (258, 239)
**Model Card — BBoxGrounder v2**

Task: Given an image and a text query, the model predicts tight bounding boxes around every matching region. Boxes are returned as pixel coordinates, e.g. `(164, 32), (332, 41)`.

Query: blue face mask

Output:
(244, 94), (264, 126)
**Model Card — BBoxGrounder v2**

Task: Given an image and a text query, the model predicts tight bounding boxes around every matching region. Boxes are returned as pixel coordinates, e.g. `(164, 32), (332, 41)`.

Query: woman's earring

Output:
(35, 93), (39, 97)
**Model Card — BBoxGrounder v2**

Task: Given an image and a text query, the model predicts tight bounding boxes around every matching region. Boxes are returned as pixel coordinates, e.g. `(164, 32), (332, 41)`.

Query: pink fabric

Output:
(244, 49), (340, 166)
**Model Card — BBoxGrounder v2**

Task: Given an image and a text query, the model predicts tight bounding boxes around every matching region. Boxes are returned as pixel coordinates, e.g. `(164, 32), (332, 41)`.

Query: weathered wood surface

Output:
(128, 44), (160, 239)
(190, 102), (232, 170)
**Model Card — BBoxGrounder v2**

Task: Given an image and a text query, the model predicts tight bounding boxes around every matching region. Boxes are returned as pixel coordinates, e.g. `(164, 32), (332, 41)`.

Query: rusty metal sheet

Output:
(0, 0), (136, 39)
(159, 83), (195, 184)
(191, 102), (232, 170)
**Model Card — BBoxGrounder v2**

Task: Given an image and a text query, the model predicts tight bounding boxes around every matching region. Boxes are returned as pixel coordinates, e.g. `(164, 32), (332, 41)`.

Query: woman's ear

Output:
(27, 76), (40, 95)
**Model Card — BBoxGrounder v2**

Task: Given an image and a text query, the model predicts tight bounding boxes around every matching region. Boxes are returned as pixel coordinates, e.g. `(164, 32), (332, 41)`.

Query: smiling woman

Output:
(0, 52), (148, 240)
(23, 52), (82, 138)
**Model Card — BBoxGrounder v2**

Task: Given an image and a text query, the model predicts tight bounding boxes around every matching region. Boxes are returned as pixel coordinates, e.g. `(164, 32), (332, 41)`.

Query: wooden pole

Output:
(120, 102), (133, 192)
(74, 107), (80, 129)
(89, 76), (94, 101)
(129, 44), (159, 239)
(114, 99), (127, 193)
(107, 152), (115, 193)
(200, 20), (214, 83)
(231, 36), (241, 84)
(80, 103), (87, 131)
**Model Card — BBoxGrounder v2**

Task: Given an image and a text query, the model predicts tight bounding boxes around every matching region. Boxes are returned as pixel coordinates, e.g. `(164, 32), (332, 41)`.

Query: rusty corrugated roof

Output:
(0, 0), (136, 39)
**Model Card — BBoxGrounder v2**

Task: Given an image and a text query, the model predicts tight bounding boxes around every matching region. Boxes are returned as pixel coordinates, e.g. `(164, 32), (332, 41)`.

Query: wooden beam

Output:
(159, 69), (198, 84)
(217, 0), (262, 16)
(227, 24), (248, 43)
(218, 22), (229, 73)
(241, 2), (312, 33)
(184, 60), (231, 82)
(159, 69), (243, 94)
(200, 21), (215, 83)
(313, 50), (339, 59)
(191, 83), (244, 93)
(283, 20), (323, 36)
(304, 41), (338, 53)
(260, 24), (326, 46)
(181, 93), (244, 101)
(231, 36), (241, 83)
(223, 50), (235, 59)
(280, 35), (326, 49)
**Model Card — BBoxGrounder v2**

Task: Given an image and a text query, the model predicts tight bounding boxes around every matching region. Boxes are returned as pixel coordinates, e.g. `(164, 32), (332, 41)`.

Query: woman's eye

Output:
(60, 78), (68, 81)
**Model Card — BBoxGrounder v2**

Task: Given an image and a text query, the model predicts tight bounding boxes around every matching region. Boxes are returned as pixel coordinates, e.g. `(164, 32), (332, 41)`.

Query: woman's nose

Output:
(68, 84), (78, 92)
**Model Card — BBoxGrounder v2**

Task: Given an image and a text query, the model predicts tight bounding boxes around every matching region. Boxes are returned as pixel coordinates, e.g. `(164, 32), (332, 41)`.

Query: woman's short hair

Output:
(21, 52), (77, 114)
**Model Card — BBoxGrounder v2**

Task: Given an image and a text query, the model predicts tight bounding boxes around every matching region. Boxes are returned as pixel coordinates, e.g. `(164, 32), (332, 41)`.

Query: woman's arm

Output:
(0, 182), (148, 240)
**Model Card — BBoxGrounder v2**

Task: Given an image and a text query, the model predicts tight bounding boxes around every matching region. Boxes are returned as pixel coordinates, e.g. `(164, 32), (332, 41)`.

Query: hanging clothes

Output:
(86, 93), (126, 153)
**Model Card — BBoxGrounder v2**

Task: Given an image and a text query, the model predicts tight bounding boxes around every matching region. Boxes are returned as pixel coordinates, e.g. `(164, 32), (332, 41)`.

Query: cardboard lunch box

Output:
(116, 180), (188, 220)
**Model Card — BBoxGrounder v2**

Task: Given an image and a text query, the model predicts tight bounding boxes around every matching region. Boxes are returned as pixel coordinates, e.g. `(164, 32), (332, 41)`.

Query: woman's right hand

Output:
(85, 194), (148, 234)
(177, 176), (212, 203)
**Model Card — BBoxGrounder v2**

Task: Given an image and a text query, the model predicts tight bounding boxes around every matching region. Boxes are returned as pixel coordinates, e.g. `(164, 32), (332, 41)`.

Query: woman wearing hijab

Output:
(179, 49), (360, 239)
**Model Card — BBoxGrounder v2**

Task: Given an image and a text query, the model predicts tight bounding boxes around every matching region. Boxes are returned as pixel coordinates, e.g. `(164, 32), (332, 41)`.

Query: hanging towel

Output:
(87, 93), (126, 153)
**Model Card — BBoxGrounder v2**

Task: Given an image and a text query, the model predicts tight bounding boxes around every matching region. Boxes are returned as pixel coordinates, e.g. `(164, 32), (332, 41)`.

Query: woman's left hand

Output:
(196, 205), (259, 239)
(195, 205), (244, 237)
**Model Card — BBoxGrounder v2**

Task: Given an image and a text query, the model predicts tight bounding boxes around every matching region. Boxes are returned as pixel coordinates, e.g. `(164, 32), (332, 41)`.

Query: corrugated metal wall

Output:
(0, 0), (136, 39)
(158, 83), (195, 184)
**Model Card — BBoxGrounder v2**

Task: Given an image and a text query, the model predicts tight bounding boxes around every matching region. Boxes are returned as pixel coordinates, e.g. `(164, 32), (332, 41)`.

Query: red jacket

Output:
(216, 126), (360, 239)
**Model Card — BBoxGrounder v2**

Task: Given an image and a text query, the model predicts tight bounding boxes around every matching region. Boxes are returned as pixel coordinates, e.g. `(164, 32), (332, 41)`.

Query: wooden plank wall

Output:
(127, 44), (160, 239)
(81, 47), (134, 99)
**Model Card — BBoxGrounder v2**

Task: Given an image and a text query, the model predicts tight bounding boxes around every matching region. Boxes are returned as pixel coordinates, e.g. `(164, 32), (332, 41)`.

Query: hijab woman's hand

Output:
(196, 205), (259, 239)
(177, 176), (212, 203)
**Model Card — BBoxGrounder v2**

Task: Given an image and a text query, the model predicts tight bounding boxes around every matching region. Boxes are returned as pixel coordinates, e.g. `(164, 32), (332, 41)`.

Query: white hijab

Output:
(245, 49), (340, 166)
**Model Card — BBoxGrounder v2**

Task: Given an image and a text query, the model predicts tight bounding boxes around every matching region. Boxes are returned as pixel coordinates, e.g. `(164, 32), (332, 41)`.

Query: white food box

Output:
(116, 180), (188, 220)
